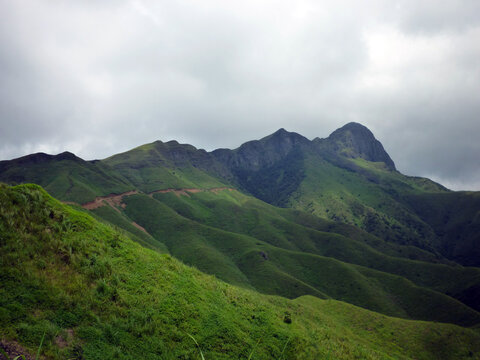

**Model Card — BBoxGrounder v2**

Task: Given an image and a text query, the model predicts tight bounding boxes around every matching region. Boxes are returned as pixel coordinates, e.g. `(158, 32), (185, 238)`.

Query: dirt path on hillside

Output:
(131, 221), (148, 234)
(149, 187), (234, 197)
(78, 187), (234, 211)
(73, 187), (234, 235)
(82, 190), (139, 212)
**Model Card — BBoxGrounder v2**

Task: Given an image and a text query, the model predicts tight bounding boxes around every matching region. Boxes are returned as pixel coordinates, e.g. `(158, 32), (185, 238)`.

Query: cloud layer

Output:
(1, 0), (479, 190)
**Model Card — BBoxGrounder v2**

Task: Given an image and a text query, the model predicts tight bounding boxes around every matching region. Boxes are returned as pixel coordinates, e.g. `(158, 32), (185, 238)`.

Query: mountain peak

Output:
(211, 128), (309, 172)
(55, 151), (82, 162)
(263, 128), (309, 144)
(327, 123), (396, 170)
(330, 122), (374, 138)
(272, 127), (288, 135)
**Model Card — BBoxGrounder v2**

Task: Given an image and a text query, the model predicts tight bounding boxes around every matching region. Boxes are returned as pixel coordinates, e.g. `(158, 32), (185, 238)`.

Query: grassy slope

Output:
(287, 154), (439, 250)
(3, 138), (477, 270)
(152, 190), (480, 300)
(88, 205), (169, 254)
(116, 190), (480, 326)
(303, 155), (480, 268)
(1, 184), (480, 360)
(401, 191), (480, 267)
(58, 145), (480, 272)
(102, 141), (229, 193)
(0, 154), (133, 204)
(2, 141), (480, 326)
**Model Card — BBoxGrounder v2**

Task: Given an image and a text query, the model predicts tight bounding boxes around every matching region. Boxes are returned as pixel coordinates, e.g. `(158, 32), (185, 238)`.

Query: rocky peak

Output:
(262, 128), (309, 148)
(55, 151), (82, 162)
(326, 122), (396, 170)
(212, 129), (309, 171)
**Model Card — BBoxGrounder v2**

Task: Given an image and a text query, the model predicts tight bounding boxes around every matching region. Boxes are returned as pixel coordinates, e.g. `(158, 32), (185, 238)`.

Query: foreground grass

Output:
(1, 184), (479, 359)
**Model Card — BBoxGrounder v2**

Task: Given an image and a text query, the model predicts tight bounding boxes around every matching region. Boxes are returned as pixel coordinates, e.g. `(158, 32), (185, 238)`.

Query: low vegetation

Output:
(2, 184), (480, 359)
(111, 189), (480, 324)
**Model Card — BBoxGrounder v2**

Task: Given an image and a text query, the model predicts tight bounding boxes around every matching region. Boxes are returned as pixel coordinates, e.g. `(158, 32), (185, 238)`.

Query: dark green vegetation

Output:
(212, 123), (478, 269)
(1, 123), (477, 267)
(102, 140), (229, 193)
(2, 184), (480, 359)
(1, 123), (480, 358)
(0, 152), (131, 204)
(118, 190), (480, 322)
(402, 191), (480, 267)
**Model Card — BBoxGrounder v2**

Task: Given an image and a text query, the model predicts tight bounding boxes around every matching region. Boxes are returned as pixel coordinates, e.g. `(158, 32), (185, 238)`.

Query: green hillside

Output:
(287, 153), (440, 249)
(1, 123), (477, 268)
(1, 184), (480, 359)
(103, 140), (231, 193)
(401, 191), (480, 267)
(85, 188), (480, 325)
(1, 123), (479, 332)
(210, 123), (479, 267)
(0, 152), (132, 204)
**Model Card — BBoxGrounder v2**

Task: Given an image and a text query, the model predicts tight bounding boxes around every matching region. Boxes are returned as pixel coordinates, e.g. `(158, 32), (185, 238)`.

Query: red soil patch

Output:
(82, 190), (138, 212)
(79, 187), (235, 212)
(149, 187), (234, 198)
(54, 329), (74, 349)
(0, 339), (34, 360)
(210, 187), (234, 194)
(131, 221), (148, 234)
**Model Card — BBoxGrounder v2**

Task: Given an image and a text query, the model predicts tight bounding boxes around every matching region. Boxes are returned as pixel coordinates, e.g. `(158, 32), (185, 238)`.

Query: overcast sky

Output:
(1, 0), (479, 190)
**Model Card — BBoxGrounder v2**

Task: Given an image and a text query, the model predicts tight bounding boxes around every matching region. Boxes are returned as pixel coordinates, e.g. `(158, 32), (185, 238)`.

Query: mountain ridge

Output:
(1, 124), (479, 275)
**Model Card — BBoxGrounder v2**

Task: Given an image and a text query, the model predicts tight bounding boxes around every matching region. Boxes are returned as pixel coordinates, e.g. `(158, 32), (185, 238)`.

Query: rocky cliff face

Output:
(322, 122), (396, 170)
(212, 128), (310, 172)
(213, 123), (396, 173)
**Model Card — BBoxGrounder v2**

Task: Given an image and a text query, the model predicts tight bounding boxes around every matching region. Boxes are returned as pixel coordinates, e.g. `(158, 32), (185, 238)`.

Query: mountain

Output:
(103, 140), (232, 193)
(0, 151), (131, 204)
(212, 128), (310, 172)
(319, 122), (396, 170)
(1, 184), (480, 359)
(211, 128), (310, 206)
(209, 123), (478, 266)
(1, 123), (480, 325)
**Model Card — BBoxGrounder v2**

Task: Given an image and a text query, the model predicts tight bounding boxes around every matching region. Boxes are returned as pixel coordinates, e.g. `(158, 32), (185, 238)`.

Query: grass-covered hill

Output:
(1, 123), (480, 324)
(1, 184), (480, 359)
(1, 122), (478, 268)
(0, 140), (232, 205)
(0, 152), (132, 204)
(102, 140), (232, 193)
(209, 123), (479, 267)
(86, 187), (480, 326)
(401, 191), (480, 267)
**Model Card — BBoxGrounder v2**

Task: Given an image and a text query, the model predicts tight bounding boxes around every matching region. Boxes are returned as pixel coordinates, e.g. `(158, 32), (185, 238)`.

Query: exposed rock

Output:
(212, 128), (309, 172)
(324, 122), (396, 170)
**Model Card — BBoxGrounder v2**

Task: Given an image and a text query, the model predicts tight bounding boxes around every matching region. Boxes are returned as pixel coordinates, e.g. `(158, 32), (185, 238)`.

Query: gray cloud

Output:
(0, 0), (479, 190)
(395, 0), (480, 33)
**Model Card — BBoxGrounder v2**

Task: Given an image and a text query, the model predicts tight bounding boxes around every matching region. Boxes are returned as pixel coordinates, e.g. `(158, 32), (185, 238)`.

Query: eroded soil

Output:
(0, 339), (34, 360)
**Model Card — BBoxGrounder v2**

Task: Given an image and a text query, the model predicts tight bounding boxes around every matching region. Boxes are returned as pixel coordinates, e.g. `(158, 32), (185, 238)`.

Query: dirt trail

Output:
(82, 190), (139, 212)
(149, 187), (234, 197)
(79, 187), (235, 211)
(131, 221), (148, 234)
(74, 187), (235, 235)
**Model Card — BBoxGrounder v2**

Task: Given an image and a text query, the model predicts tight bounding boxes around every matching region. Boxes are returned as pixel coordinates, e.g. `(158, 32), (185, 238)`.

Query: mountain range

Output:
(1, 122), (479, 358)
